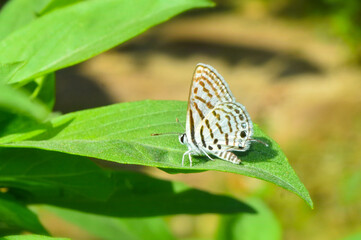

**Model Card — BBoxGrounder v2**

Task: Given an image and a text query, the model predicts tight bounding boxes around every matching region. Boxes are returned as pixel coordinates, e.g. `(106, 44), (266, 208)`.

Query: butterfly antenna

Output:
(176, 118), (185, 131)
(151, 132), (181, 136)
(249, 138), (269, 147)
(151, 119), (185, 136)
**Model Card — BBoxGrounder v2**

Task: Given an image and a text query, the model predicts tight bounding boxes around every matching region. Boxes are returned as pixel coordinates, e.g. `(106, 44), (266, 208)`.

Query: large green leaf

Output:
(0, 0), (214, 85)
(0, 193), (48, 236)
(216, 198), (282, 240)
(47, 206), (175, 240)
(0, 100), (313, 208)
(0, 148), (252, 216)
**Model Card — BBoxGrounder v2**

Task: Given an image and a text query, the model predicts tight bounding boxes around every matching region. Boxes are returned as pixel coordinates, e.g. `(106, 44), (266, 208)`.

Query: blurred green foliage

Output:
(265, 0), (361, 60)
(217, 198), (282, 240)
(216, 0), (361, 60)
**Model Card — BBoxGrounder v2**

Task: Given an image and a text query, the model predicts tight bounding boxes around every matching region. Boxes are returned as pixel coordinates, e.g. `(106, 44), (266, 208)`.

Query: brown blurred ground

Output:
(53, 4), (361, 240)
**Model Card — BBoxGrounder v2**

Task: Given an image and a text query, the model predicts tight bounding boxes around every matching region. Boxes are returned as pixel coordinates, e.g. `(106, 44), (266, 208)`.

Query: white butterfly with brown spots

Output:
(178, 63), (267, 166)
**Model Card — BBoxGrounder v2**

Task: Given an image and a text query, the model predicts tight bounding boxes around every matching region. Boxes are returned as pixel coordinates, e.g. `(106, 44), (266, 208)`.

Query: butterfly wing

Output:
(197, 102), (254, 163)
(185, 63), (236, 151)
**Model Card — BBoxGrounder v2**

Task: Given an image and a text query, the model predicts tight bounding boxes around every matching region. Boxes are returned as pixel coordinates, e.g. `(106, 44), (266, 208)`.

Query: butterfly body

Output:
(180, 63), (255, 166)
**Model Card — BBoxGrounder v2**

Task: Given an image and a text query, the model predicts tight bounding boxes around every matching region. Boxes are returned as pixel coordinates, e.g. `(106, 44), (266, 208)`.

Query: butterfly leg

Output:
(182, 149), (192, 167)
(188, 152), (193, 167)
(213, 151), (241, 164)
(199, 147), (215, 161)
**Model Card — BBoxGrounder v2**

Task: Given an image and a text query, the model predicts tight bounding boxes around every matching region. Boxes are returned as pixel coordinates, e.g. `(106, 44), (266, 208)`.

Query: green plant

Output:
(261, 0), (361, 61)
(0, 0), (312, 239)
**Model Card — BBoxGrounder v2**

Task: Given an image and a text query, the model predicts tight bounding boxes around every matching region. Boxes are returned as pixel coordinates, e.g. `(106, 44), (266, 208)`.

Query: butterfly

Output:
(178, 63), (267, 166)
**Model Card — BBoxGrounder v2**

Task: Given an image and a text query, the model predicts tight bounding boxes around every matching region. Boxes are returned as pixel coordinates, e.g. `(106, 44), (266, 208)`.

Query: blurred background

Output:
(6, 0), (360, 239)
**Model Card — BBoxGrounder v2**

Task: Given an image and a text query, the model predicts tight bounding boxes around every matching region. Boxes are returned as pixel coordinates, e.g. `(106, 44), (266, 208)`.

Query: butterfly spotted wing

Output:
(197, 102), (253, 164)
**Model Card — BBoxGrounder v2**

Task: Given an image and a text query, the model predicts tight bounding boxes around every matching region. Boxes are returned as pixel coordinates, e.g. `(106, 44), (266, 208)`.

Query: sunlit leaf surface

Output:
(1, 100), (313, 208)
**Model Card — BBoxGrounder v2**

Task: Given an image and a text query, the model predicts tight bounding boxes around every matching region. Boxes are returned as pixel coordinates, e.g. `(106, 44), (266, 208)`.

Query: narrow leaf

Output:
(0, 83), (49, 121)
(19, 73), (56, 110)
(31, 73), (56, 110)
(0, 113), (48, 143)
(0, 235), (70, 240)
(0, 0), (214, 85)
(0, 100), (313, 208)
(0, 193), (48, 235)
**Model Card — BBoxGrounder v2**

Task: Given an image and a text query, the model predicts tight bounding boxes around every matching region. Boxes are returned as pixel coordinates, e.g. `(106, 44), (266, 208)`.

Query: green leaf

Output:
(0, 62), (25, 83)
(0, 0), (38, 41)
(37, 0), (85, 16)
(0, 83), (49, 121)
(47, 206), (175, 240)
(340, 170), (361, 204)
(216, 198), (282, 240)
(341, 232), (361, 240)
(0, 0), (81, 41)
(32, 170), (253, 217)
(31, 73), (55, 110)
(0, 148), (113, 201)
(0, 113), (48, 143)
(0, 193), (48, 235)
(0, 100), (313, 208)
(0, 148), (253, 216)
(0, 235), (70, 240)
(19, 73), (55, 110)
(0, 0), (214, 85)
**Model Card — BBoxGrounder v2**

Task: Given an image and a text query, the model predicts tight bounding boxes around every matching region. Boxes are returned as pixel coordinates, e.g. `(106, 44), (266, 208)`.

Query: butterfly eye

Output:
(179, 134), (185, 144)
